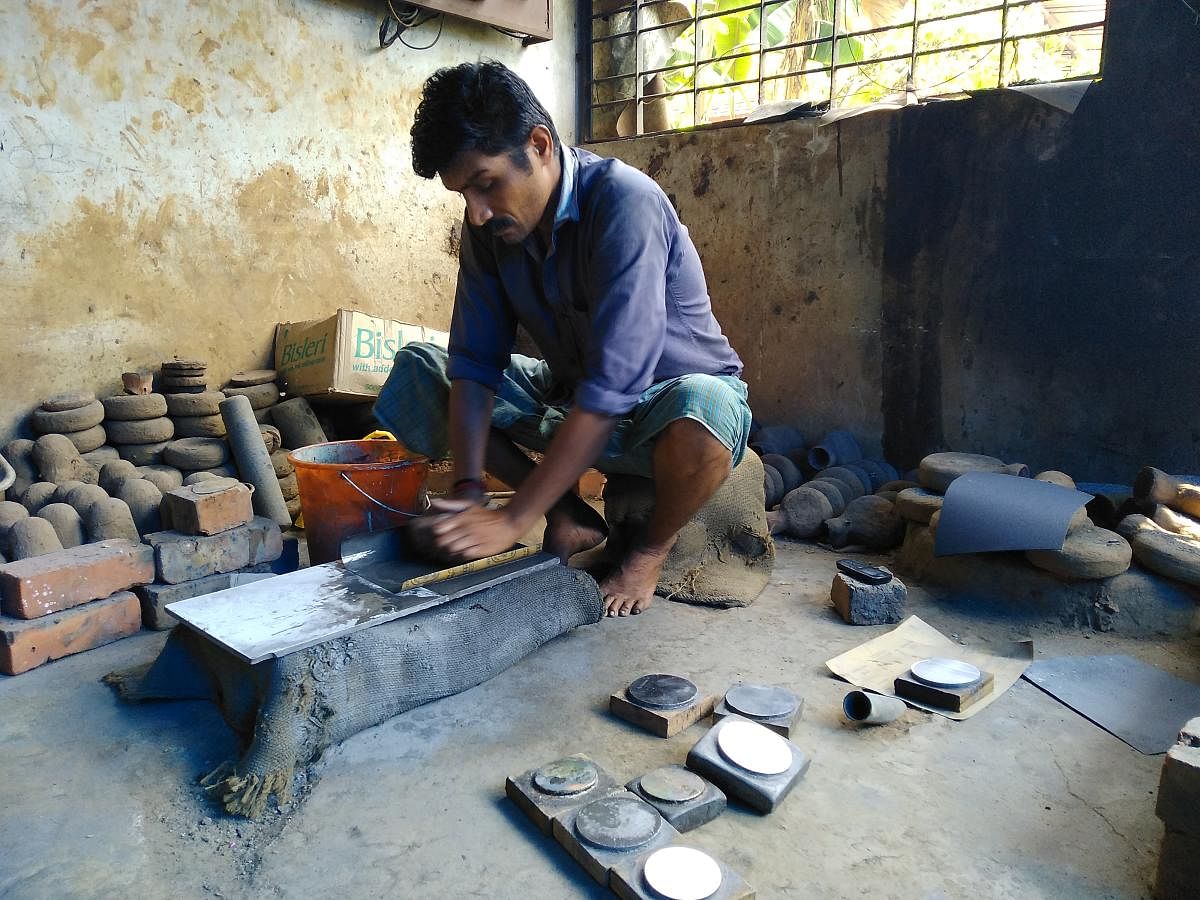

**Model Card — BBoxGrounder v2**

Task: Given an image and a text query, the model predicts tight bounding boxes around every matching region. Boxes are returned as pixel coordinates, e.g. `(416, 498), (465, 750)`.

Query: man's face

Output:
(440, 128), (558, 245)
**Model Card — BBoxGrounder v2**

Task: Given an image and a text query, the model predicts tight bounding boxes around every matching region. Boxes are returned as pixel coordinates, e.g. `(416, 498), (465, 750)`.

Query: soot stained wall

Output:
(595, 0), (1199, 482)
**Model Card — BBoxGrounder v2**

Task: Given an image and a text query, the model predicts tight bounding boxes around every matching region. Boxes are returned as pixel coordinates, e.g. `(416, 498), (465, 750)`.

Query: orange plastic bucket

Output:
(289, 440), (428, 564)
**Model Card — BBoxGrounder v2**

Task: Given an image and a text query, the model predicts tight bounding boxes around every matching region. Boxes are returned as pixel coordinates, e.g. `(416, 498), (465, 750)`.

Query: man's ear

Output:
(529, 125), (554, 163)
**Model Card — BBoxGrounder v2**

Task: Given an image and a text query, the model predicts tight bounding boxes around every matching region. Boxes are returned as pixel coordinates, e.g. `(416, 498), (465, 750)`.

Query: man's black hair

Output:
(410, 61), (560, 179)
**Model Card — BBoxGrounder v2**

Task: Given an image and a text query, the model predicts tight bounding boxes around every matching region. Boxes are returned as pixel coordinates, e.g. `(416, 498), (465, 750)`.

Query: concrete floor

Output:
(2, 541), (1193, 899)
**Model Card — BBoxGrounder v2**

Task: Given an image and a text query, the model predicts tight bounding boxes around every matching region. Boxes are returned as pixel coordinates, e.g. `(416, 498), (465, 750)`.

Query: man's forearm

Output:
(448, 379), (495, 488)
(504, 407), (617, 532)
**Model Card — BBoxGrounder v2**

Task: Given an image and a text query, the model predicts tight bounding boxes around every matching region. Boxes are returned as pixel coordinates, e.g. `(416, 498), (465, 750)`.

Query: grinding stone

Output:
(725, 684), (798, 720)
(639, 767), (705, 804)
(533, 757), (599, 796)
(575, 795), (662, 851)
(627, 674), (698, 710)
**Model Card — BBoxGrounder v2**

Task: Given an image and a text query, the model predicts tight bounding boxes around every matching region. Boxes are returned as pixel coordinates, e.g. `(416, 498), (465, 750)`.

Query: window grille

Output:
(584, 0), (1107, 140)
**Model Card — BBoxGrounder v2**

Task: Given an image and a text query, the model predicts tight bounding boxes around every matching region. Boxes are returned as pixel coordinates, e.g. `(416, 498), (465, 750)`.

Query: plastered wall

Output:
(595, 0), (1200, 482)
(0, 0), (576, 442)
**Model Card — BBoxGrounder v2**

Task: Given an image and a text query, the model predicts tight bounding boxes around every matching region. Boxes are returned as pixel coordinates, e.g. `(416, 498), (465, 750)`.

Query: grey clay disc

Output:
(725, 683), (798, 720)
(575, 795), (661, 851)
(532, 757), (598, 796)
(627, 673), (698, 710)
(639, 766), (705, 804)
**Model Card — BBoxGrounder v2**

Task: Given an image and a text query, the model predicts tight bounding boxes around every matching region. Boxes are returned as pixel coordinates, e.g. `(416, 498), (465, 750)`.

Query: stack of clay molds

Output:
(0, 540), (152, 674)
(163, 437), (237, 484)
(137, 481), (292, 629)
(159, 358), (209, 394)
(100, 391), (176, 467)
(166, 389), (228, 438)
(223, 369), (282, 424)
(29, 391), (108, 457)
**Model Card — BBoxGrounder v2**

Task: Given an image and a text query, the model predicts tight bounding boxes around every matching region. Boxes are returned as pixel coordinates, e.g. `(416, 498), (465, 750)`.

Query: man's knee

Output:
(656, 418), (732, 471)
(373, 342), (453, 458)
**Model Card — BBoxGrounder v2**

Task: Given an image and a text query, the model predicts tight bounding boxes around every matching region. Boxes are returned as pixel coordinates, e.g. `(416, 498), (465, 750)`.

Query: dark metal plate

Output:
(575, 795), (661, 851)
(725, 683), (798, 720)
(639, 766), (705, 804)
(626, 674), (698, 710)
(533, 757), (598, 796)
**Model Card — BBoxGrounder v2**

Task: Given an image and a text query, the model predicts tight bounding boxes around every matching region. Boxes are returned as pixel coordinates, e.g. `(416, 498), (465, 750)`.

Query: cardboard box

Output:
(274, 309), (448, 401)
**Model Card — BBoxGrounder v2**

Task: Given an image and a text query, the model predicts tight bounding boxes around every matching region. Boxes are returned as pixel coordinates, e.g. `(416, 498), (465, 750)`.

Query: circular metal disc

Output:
(639, 766), (705, 804)
(643, 847), (724, 900)
(191, 477), (241, 495)
(716, 720), (793, 776)
(911, 657), (981, 688)
(532, 757), (598, 796)
(627, 674), (698, 710)
(724, 683), (797, 720)
(575, 795), (661, 851)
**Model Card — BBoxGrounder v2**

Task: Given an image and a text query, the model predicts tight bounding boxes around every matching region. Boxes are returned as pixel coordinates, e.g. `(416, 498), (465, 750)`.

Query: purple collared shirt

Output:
(446, 147), (743, 416)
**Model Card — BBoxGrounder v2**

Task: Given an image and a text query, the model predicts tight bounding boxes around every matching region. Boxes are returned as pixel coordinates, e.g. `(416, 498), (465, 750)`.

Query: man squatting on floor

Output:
(374, 61), (751, 617)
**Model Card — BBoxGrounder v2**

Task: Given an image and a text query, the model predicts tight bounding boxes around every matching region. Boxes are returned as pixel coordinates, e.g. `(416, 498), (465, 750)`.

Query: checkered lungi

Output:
(374, 343), (751, 478)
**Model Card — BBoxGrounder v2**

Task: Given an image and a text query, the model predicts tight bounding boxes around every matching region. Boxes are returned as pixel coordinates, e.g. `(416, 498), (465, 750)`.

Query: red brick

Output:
(0, 539), (155, 620)
(161, 481), (254, 536)
(0, 590), (142, 675)
(1158, 743), (1200, 834)
(145, 517), (283, 584)
(1156, 829), (1200, 899)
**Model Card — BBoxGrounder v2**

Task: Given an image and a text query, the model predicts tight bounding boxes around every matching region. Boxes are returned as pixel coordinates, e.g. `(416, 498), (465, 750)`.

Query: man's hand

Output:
(410, 497), (523, 562)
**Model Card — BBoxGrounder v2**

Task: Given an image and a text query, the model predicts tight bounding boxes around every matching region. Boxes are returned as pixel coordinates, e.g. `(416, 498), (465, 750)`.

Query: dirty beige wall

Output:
(593, 116), (890, 459)
(0, 0), (576, 442)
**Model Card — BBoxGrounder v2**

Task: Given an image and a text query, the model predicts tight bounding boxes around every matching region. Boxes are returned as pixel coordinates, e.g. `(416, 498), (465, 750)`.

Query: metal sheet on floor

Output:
(1023, 654), (1200, 754)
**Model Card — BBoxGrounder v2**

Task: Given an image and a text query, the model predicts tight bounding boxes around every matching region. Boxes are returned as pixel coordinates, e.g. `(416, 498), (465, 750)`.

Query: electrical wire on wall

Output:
(379, 0), (444, 50)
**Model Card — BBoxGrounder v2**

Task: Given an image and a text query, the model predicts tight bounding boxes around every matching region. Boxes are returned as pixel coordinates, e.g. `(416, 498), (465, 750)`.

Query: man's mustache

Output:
(486, 217), (517, 235)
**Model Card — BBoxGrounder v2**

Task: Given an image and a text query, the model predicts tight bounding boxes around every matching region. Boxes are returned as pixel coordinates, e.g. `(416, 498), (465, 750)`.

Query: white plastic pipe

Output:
(843, 690), (907, 725)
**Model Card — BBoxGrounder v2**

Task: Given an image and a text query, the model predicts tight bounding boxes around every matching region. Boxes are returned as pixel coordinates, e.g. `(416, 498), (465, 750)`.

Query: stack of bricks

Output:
(1155, 717), (1200, 899)
(136, 479), (297, 630)
(0, 540), (152, 675)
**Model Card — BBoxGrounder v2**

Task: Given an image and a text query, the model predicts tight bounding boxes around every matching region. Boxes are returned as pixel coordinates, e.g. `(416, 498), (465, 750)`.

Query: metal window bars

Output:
(584, 0), (1107, 141)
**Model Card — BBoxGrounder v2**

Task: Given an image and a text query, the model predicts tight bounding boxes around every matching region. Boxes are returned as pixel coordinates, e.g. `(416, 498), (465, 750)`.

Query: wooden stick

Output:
(399, 545), (541, 590)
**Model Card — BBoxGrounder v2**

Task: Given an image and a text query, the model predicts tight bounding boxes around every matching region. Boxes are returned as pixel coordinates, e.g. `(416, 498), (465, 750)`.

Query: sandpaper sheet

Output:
(935, 472), (1091, 556)
(1023, 655), (1200, 754)
(825, 615), (1034, 720)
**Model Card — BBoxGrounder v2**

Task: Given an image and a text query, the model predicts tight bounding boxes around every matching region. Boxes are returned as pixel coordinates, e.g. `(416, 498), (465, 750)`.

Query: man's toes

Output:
(631, 596), (653, 615)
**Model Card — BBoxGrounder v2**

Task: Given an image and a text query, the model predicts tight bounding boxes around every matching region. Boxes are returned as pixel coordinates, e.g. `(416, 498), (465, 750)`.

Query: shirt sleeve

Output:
(575, 186), (670, 416)
(446, 220), (516, 391)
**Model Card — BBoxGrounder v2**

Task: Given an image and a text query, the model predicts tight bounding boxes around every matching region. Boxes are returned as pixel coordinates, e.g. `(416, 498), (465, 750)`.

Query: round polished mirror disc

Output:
(575, 795), (661, 850)
(724, 683), (797, 720)
(911, 657), (981, 688)
(532, 757), (598, 796)
(639, 766), (705, 804)
(716, 720), (792, 776)
(643, 846), (723, 900)
(627, 674), (698, 710)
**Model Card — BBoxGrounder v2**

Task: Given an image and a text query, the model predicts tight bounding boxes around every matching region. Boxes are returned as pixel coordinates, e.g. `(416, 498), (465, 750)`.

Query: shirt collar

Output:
(552, 145), (580, 229)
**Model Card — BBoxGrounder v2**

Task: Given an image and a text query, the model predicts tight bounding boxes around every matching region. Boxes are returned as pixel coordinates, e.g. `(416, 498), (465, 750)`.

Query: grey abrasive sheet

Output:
(935, 472), (1091, 556)
(1023, 655), (1200, 754)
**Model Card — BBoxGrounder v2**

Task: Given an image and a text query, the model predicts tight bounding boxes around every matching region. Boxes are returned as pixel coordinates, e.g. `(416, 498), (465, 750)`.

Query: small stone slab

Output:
(830, 571), (906, 625)
(713, 683), (804, 737)
(626, 765), (726, 832)
(611, 676), (716, 738)
(505, 754), (623, 836)
(552, 791), (679, 886)
(611, 846), (755, 900)
(685, 715), (810, 814)
(228, 369), (277, 387)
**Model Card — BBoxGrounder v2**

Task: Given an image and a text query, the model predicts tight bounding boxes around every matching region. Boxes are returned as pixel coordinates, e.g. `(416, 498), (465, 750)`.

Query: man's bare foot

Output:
(600, 544), (672, 617)
(543, 502), (608, 564)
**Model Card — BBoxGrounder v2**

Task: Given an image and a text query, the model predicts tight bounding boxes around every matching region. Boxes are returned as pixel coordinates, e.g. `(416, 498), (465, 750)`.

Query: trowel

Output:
(338, 526), (558, 599)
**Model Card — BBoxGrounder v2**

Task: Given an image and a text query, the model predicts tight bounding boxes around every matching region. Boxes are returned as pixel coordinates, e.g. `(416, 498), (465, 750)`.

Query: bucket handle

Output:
(338, 471), (428, 518)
